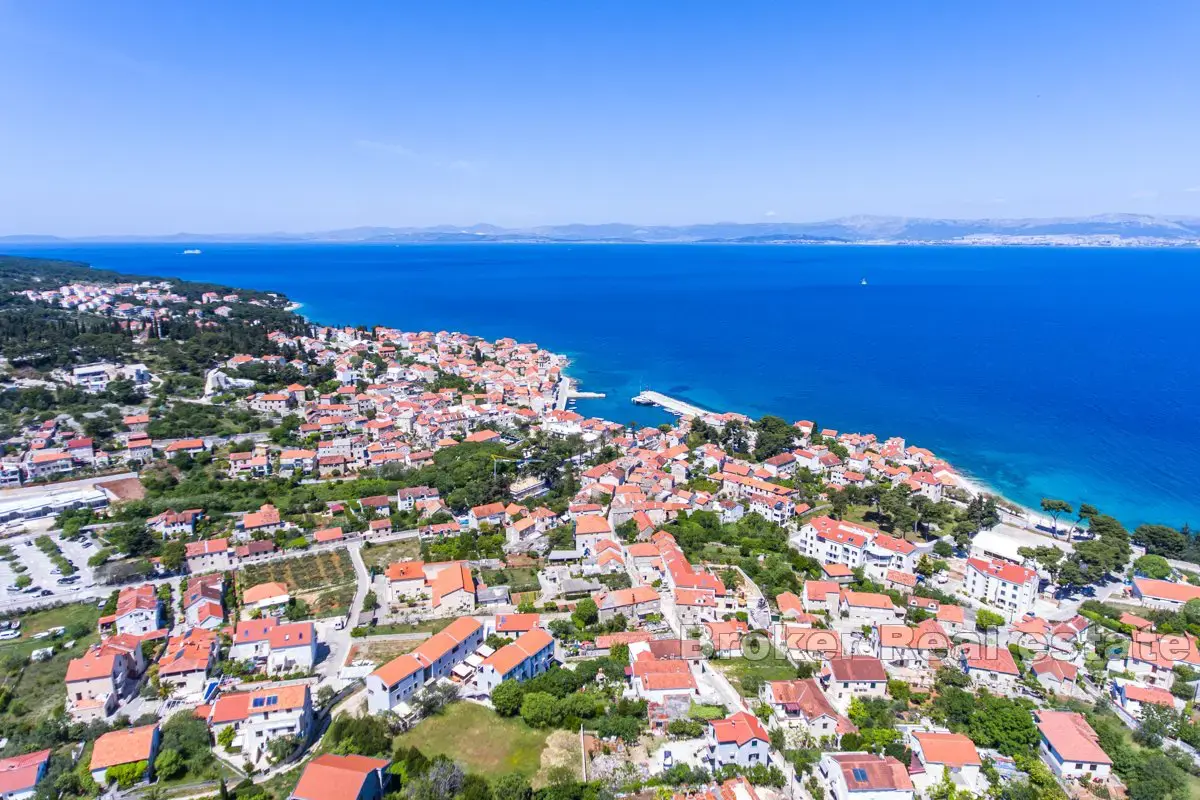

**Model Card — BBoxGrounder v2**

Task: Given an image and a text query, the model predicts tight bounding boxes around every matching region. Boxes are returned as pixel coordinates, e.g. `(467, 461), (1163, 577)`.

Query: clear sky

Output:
(2, 2), (1199, 235)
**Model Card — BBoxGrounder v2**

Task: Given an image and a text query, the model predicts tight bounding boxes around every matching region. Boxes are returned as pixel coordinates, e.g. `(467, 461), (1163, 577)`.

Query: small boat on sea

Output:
(860, 277), (868, 285)
(182, 249), (202, 255)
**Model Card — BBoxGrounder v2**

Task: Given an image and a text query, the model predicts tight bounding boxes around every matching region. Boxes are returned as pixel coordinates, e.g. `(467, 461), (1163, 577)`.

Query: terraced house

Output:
(365, 617), (484, 714)
(474, 627), (556, 694)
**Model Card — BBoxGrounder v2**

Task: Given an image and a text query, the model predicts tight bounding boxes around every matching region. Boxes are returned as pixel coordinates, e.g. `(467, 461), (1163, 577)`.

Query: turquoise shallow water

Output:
(8, 242), (1200, 530)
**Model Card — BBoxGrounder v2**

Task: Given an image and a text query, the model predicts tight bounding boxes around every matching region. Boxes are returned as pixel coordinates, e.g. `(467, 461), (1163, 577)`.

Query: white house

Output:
(185, 538), (232, 574)
(89, 725), (159, 786)
(960, 643), (1020, 694)
(384, 561), (476, 616)
(964, 558), (1038, 622)
(909, 732), (983, 795)
(1130, 577), (1200, 610)
(818, 752), (914, 800)
(203, 684), (313, 766)
(705, 711), (771, 769)
(1034, 710), (1112, 781)
(157, 628), (219, 700)
(228, 619), (316, 673)
(822, 656), (888, 712)
(101, 584), (162, 637)
(759, 678), (855, 746)
(365, 617), (484, 714)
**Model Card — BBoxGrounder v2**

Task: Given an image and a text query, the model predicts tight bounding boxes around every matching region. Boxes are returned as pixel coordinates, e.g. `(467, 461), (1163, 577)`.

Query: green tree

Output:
(571, 597), (598, 628)
(753, 415), (796, 461)
(966, 694), (1037, 756)
(1133, 524), (1189, 559)
(490, 773), (532, 800)
(105, 761), (148, 789)
(519, 691), (560, 728)
(160, 541), (186, 572)
(976, 609), (1006, 631)
(1040, 498), (1072, 537)
(1133, 554), (1172, 580)
(1018, 546), (1064, 581)
(458, 774), (494, 800)
(154, 749), (185, 781)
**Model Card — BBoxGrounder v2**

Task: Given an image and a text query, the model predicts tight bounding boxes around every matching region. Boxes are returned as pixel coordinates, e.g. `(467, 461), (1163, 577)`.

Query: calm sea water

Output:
(7, 242), (1199, 529)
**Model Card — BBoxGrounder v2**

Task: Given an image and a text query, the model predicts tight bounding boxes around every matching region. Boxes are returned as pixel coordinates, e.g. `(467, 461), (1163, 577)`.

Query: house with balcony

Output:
(201, 684), (313, 767)
(228, 618), (316, 673)
(705, 711), (771, 769)
(759, 678), (855, 746)
(366, 617), (484, 714)
(475, 628), (556, 694)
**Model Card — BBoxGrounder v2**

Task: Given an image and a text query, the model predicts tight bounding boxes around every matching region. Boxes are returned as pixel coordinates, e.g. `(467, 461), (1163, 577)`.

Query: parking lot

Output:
(0, 528), (98, 607)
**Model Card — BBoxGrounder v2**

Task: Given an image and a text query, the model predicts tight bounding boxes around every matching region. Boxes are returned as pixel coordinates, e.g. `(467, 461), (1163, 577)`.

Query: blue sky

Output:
(2, 2), (1198, 234)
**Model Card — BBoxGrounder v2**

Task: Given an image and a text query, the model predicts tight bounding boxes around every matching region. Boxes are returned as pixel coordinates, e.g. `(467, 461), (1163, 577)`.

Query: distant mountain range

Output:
(4, 213), (1200, 244)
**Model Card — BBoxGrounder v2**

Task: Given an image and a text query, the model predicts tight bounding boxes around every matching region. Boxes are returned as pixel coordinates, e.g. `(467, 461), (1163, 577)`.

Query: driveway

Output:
(316, 541), (369, 688)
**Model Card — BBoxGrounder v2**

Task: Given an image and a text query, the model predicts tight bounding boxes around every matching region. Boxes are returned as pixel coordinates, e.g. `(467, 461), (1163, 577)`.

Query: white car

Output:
(0, 630), (20, 641)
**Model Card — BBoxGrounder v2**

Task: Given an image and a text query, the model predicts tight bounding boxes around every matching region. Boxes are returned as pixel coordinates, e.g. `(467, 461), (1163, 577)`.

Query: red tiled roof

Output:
(90, 724), (158, 770)
(914, 732), (981, 766)
(967, 557), (1036, 586)
(0, 749), (51, 795)
(962, 642), (1019, 675)
(1133, 577), (1200, 604)
(291, 754), (390, 800)
(1035, 711), (1111, 765)
(828, 655), (887, 682)
(710, 711), (769, 746)
(829, 753), (913, 791)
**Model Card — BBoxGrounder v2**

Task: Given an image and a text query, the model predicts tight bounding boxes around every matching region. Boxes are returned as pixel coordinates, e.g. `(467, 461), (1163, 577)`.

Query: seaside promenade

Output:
(632, 390), (712, 418)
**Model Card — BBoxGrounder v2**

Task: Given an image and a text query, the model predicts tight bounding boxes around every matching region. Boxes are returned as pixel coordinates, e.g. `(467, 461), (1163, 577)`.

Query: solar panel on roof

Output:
(852, 768), (868, 783)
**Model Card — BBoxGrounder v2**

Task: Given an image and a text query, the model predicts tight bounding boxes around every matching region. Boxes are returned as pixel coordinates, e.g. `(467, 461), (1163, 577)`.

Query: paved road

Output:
(318, 542), (370, 688)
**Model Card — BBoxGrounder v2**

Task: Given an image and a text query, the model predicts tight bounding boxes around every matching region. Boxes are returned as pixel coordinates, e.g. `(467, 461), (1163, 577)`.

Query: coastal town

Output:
(0, 255), (1198, 800)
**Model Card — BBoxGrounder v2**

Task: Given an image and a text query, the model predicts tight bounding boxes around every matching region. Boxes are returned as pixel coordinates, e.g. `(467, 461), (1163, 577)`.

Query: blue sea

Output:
(7, 242), (1199, 530)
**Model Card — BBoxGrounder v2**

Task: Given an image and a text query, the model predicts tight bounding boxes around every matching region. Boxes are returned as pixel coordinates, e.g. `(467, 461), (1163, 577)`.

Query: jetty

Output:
(632, 390), (711, 418)
(555, 379), (606, 411)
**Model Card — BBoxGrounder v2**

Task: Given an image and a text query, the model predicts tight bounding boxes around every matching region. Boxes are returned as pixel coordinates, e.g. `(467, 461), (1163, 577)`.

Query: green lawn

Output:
(394, 702), (550, 779)
(713, 642), (801, 696)
(480, 567), (540, 592)
(0, 602), (102, 722)
(355, 617), (456, 637)
(360, 539), (420, 572)
(0, 601), (100, 653)
(689, 702), (729, 720)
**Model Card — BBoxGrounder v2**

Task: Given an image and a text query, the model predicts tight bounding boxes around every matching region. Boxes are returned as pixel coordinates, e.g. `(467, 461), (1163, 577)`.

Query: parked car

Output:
(0, 630), (20, 641)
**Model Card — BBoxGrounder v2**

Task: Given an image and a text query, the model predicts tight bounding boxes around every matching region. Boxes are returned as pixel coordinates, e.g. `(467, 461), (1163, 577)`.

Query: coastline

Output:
(252, 289), (1103, 536)
(6, 241), (1194, 529)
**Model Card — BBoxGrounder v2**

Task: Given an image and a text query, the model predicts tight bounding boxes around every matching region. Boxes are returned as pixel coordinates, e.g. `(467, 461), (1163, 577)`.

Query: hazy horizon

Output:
(3, 2), (1199, 235)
